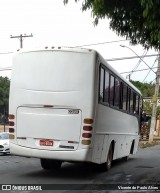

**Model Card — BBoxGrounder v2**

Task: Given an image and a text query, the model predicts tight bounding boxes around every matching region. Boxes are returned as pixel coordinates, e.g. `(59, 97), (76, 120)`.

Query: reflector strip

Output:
(17, 137), (27, 140)
(68, 141), (78, 143)
(68, 141), (74, 143)
(59, 145), (74, 149)
(43, 105), (53, 108)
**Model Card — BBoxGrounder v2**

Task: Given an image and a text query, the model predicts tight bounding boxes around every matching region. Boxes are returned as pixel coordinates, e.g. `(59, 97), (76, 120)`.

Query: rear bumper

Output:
(10, 143), (92, 162)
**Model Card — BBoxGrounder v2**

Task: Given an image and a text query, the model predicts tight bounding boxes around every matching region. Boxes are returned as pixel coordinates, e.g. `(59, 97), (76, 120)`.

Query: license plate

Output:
(40, 139), (53, 146)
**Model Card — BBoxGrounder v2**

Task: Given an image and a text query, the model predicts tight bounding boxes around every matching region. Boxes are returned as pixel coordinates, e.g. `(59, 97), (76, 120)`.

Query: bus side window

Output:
(109, 75), (115, 106)
(99, 67), (105, 102)
(127, 88), (131, 112)
(119, 82), (123, 110)
(122, 84), (128, 111)
(133, 92), (136, 114)
(104, 70), (109, 104)
(136, 95), (140, 115)
(133, 93), (140, 115)
(114, 78), (120, 108)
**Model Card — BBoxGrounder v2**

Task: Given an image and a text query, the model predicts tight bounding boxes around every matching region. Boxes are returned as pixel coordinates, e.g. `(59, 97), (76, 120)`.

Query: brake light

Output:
(9, 128), (14, 133)
(9, 114), (15, 137)
(9, 121), (14, 126)
(9, 114), (15, 119)
(83, 126), (92, 131)
(82, 133), (92, 138)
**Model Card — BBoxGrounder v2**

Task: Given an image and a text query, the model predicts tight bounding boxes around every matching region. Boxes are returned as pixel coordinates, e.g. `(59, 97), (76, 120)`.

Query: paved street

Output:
(0, 145), (160, 193)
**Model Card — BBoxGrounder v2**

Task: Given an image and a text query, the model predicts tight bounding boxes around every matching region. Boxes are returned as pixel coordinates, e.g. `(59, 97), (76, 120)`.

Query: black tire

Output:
(106, 144), (113, 170)
(98, 144), (113, 172)
(40, 159), (62, 170)
(122, 156), (129, 162)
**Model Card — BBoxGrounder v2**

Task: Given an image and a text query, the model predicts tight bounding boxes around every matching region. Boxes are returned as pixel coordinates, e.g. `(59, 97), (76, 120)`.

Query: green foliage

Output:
(143, 100), (152, 115)
(143, 101), (160, 117)
(64, 0), (160, 50)
(0, 76), (10, 116)
(130, 80), (155, 96)
(131, 80), (160, 117)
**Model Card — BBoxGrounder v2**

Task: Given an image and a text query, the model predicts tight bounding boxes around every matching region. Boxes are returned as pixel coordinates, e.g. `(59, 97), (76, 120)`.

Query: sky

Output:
(0, 0), (158, 82)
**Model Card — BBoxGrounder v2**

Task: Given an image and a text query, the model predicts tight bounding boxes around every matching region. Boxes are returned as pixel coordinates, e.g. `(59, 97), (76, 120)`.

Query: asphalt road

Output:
(0, 145), (160, 193)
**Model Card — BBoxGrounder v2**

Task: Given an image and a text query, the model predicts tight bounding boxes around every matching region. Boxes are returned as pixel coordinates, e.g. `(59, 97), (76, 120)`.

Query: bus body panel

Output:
(9, 49), (97, 161)
(91, 104), (139, 163)
(9, 48), (142, 166)
(16, 107), (82, 150)
(10, 142), (92, 162)
(95, 104), (139, 134)
(10, 50), (96, 114)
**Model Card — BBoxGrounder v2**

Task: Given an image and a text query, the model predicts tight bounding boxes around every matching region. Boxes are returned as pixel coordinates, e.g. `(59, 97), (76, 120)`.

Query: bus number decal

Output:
(68, 109), (79, 114)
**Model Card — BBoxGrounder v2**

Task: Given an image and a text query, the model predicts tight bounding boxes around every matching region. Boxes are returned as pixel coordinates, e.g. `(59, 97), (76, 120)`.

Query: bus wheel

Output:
(106, 145), (113, 170)
(40, 159), (62, 170)
(122, 156), (129, 162)
(98, 145), (113, 172)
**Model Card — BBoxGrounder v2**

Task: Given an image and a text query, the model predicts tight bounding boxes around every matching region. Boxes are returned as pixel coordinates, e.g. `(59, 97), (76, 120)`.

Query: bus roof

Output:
(14, 46), (142, 95)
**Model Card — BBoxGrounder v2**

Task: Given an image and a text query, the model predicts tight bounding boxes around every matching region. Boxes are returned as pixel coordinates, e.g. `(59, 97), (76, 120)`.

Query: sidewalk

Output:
(140, 135), (160, 142)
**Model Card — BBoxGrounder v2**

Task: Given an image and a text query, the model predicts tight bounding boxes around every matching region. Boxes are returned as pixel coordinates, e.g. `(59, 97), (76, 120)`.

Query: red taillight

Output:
(9, 114), (15, 137)
(82, 133), (92, 138)
(9, 128), (14, 133)
(9, 114), (15, 119)
(9, 121), (14, 126)
(83, 126), (92, 131)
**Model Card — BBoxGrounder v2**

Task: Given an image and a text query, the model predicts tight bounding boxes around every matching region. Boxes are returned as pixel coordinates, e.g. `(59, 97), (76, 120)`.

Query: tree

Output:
(130, 80), (155, 96)
(64, 0), (160, 50)
(131, 80), (160, 118)
(0, 76), (10, 122)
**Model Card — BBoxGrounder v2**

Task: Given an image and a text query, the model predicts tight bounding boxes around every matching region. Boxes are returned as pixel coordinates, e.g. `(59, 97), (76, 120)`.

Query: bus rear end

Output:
(9, 48), (97, 168)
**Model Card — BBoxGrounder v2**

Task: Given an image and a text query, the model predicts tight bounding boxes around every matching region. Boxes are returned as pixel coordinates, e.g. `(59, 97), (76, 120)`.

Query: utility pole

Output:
(149, 52), (160, 143)
(10, 33), (33, 48)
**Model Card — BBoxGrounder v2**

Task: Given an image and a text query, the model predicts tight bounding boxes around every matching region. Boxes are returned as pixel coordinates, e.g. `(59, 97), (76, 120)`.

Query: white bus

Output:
(9, 47), (142, 171)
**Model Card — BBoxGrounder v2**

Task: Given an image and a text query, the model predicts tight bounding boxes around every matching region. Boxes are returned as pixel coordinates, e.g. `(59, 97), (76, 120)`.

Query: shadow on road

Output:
(20, 157), (136, 181)
(0, 153), (11, 156)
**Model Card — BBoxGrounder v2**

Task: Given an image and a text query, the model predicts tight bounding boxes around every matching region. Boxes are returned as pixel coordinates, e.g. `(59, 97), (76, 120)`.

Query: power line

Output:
(120, 45), (155, 75)
(150, 78), (156, 84)
(73, 39), (128, 48)
(106, 54), (158, 61)
(10, 33), (33, 48)
(0, 68), (12, 71)
(120, 67), (157, 74)
(0, 52), (13, 54)
(130, 50), (148, 76)
(142, 56), (158, 82)
(0, 40), (126, 54)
